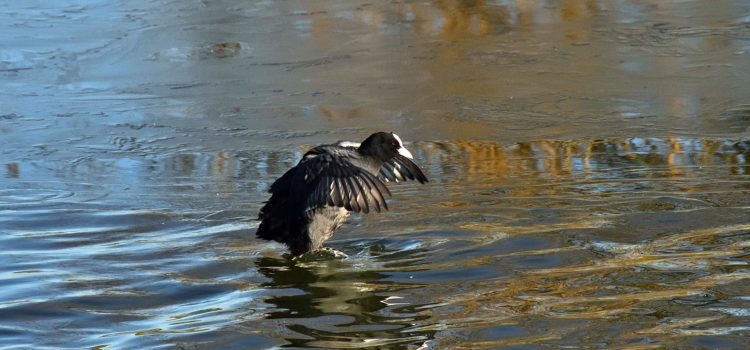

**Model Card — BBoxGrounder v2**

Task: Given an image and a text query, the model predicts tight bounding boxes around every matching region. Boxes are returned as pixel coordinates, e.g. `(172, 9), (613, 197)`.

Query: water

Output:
(2, 0), (750, 349)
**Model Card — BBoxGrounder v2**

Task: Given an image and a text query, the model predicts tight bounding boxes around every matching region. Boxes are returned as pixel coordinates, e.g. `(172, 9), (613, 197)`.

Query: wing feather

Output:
(337, 177), (352, 211)
(329, 176), (341, 207)
(359, 171), (389, 212)
(347, 176), (369, 213)
(380, 162), (398, 182)
(290, 145), (426, 215)
(379, 154), (428, 184)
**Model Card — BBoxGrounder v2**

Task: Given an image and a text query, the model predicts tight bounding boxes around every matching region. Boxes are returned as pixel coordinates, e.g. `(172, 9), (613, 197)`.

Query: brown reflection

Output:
(420, 138), (750, 182)
(559, 0), (593, 22)
(208, 42), (242, 59)
(274, 0), (750, 143)
(396, 136), (750, 230)
(453, 140), (510, 177)
(516, 0), (535, 28)
(298, 1), (611, 41)
(299, 0), (607, 40)
(170, 154), (197, 176)
(416, 224), (750, 348)
(559, 0), (599, 42)
(5, 163), (19, 178)
(384, 137), (750, 348)
(425, 0), (511, 39)
(213, 152), (237, 195)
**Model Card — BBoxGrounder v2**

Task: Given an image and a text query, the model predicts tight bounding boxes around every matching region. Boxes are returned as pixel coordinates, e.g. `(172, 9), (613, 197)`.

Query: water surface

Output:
(2, 0), (750, 349)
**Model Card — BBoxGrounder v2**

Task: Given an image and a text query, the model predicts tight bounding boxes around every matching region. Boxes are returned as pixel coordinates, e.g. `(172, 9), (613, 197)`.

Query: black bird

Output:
(257, 132), (428, 255)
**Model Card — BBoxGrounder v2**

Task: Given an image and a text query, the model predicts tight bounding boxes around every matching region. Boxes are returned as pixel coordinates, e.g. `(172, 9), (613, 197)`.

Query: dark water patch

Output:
(388, 265), (497, 284)
(688, 336), (749, 349)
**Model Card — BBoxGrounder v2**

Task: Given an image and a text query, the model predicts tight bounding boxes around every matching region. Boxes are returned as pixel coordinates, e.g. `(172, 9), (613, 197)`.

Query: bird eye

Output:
(392, 142), (398, 146)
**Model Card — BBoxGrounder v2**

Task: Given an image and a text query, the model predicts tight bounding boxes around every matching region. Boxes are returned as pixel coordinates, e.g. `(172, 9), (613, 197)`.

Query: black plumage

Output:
(256, 132), (428, 255)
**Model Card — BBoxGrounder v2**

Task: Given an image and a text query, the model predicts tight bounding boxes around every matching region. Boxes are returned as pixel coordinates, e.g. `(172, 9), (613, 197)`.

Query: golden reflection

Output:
(516, 0), (535, 28)
(559, 0), (596, 42)
(213, 152), (237, 195)
(457, 334), (562, 349)
(281, 0), (750, 146)
(294, 0), (620, 44)
(299, 0), (607, 40)
(625, 316), (723, 336)
(225, 136), (750, 348)
(427, 224), (750, 347)
(559, 0), (593, 22)
(419, 138), (749, 183)
(213, 152), (233, 178)
(382, 138), (750, 347)
(429, 0), (511, 39)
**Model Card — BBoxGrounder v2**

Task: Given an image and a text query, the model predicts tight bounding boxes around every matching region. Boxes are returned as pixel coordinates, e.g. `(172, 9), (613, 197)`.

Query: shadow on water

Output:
(253, 255), (435, 349)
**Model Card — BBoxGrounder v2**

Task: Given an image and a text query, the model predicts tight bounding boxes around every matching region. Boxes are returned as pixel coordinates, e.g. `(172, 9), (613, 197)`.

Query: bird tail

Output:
(256, 198), (311, 256)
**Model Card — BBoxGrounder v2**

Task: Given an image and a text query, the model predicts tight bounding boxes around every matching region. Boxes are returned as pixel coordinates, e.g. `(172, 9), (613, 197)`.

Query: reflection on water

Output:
(2, 137), (749, 348)
(3, 0), (750, 154)
(254, 256), (434, 348)
(2, 0), (750, 348)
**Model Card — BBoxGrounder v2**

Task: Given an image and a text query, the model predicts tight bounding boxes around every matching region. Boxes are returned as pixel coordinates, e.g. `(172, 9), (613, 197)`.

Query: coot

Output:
(257, 132), (428, 255)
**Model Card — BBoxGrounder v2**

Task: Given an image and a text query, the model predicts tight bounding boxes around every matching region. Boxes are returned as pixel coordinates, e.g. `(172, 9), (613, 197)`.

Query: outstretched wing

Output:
(291, 151), (391, 214)
(378, 154), (429, 184)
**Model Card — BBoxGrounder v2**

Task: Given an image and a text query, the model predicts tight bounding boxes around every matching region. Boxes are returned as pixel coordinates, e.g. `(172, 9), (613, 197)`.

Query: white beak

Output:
(392, 133), (413, 159)
(398, 145), (413, 159)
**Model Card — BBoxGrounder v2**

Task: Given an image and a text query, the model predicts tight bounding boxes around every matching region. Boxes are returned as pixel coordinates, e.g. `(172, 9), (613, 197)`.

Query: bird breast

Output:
(307, 206), (351, 250)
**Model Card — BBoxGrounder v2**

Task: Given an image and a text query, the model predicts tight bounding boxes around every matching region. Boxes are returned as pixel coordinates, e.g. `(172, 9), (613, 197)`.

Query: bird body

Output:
(257, 132), (428, 255)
